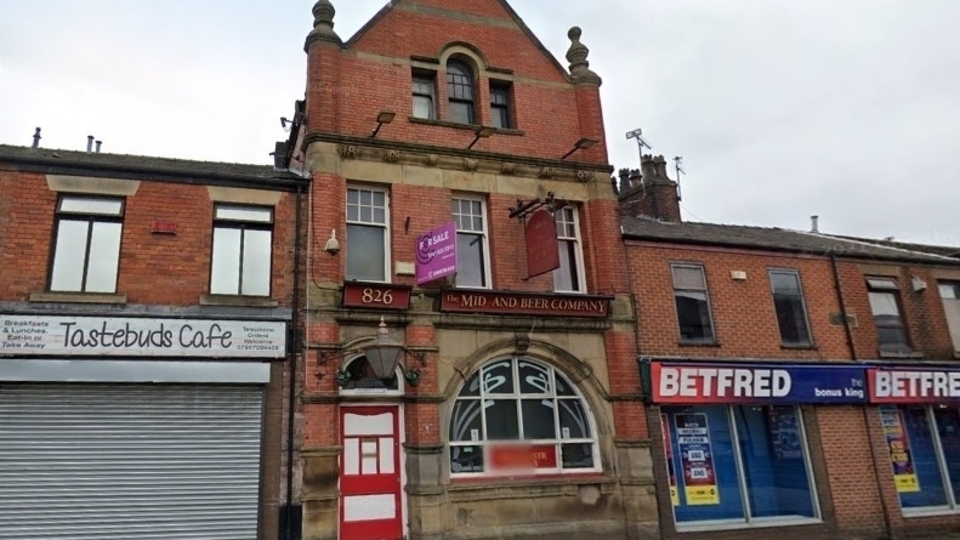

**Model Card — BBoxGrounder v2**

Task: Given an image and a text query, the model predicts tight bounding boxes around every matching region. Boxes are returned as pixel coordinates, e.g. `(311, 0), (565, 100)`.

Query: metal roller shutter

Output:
(0, 384), (263, 540)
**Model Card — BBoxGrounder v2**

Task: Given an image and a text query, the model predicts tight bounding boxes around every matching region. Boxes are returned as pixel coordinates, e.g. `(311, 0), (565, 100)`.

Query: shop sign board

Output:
(440, 290), (610, 318)
(524, 210), (560, 279)
(416, 221), (457, 285)
(868, 367), (960, 403)
(650, 361), (868, 404)
(489, 444), (557, 471)
(0, 315), (286, 359)
(342, 283), (411, 311)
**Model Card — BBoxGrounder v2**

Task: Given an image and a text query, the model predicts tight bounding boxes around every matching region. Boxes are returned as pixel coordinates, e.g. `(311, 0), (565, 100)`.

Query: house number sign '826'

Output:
(342, 283), (411, 310)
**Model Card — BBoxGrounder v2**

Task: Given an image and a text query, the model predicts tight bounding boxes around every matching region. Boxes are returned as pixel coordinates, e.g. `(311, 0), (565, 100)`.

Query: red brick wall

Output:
(0, 169), (298, 307)
(626, 241), (851, 360)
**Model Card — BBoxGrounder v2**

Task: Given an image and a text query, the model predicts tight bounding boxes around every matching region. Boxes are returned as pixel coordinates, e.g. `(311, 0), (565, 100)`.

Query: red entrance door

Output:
(339, 406), (402, 540)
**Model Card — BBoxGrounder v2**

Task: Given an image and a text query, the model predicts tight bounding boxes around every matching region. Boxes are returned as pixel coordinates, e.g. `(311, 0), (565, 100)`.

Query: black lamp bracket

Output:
(508, 191), (556, 221)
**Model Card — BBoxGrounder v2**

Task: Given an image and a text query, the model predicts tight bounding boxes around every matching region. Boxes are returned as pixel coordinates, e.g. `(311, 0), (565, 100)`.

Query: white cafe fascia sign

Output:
(0, 315), (286, 359)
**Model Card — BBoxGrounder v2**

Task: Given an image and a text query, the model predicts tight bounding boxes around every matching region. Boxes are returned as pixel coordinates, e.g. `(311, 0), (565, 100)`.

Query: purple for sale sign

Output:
(416, 221), (458, 285)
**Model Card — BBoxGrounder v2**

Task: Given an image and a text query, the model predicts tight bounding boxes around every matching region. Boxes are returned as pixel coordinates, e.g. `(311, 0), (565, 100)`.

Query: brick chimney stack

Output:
(618, 154), (682, 222)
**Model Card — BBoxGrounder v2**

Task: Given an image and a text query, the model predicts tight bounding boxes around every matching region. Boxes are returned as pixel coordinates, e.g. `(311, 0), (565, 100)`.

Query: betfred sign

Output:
(868, 368), (960, 403)
(650, 362), (868, 404)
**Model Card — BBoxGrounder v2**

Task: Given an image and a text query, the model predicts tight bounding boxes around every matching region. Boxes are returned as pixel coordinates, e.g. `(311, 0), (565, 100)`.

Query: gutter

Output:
(285, 184), (304, 540)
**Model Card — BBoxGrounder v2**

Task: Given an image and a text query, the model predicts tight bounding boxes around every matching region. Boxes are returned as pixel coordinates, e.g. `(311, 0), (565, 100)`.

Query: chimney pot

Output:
(86, 136), (94, 153)
(95, 140), (102, 153)
(31, 127), (42, 149)
(810, 215), (819, 233)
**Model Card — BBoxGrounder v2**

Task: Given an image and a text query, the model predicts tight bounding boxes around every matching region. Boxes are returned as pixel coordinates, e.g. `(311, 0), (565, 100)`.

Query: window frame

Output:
(866, 277), (911, 352)
(412, 70), (437, 120)
(345, 185), (391, 283)
(448, 357), (602, 479)
(884, 404), (960, 515)
(451, 194), (492, 289)
(553, 205), (586, 294)
(662, 404), (822, 530)
(47, 194), (125, 294)
(670, 263), (717, 344)
(768, 268), (813, 347)
(209, 203), (274, 297)
(489, 81), (512, 129)
(938, 281), (960, 352)
(446, 60), (476, 125)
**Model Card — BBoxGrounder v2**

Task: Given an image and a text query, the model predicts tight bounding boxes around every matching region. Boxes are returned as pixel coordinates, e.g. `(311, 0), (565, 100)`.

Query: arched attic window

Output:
(446, 60), (476, 125)
(448, 357), (600, 476)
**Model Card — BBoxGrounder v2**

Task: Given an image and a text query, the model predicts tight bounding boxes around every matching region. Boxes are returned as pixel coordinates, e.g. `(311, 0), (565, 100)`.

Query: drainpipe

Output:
(831, 253), (893, 539)
(286, 184), (303, 540)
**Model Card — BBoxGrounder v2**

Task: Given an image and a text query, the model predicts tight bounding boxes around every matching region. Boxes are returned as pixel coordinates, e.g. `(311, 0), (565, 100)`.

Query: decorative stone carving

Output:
(576, 170), (594, 183)
(500, 162), (517, 175)
(383, 150), (400, 163)
(424, 154), (440, 167)
(305, 0), (342, 47)
(336, 145), (359, 159)
(463, 158), (479, 171)
(538, 166), (554, 179)
(565, 26), (602, 86)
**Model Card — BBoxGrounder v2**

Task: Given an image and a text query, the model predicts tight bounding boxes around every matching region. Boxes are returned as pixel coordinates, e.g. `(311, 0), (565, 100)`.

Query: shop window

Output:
(448, 357), (600, 477)
(49, 196), (124, 293)
(490, 82), (512, 129)
(661, 405), (819, 528)
(881, 405), (960, 512)
(769, 269), (812, 346)
(451, 196), (490, 289)
(210, 204), (273, 296)
(412, 71), (436, 120)
(346, 186), (390, 282)
(867, 278), (910, 353)
(671, 264), (716, 343)
(939, 282), (960, 352)
(553, 206), (585, 293)
(446, 60), (476, 124)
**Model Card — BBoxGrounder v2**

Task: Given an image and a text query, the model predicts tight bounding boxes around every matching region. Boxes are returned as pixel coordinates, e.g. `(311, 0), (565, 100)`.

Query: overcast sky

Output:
(1, 0), (957, 245)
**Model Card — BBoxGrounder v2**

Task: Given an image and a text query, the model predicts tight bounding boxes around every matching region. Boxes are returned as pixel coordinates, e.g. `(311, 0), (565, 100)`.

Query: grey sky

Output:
(1, 0), (957, 245)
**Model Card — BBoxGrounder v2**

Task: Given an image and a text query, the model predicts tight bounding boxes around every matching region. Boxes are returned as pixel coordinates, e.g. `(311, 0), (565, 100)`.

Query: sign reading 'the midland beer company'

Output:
(440, 290), (611, 318)
(0, 315), (286, 358)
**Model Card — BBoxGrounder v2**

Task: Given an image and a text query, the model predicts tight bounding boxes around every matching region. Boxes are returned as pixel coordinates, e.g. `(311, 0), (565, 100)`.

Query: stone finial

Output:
(305, 0), (342, 49)
(565, 27), (602, 86)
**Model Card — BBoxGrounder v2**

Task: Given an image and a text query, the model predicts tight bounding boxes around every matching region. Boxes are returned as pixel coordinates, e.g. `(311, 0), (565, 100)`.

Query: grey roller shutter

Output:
(0, 384), (263, 540)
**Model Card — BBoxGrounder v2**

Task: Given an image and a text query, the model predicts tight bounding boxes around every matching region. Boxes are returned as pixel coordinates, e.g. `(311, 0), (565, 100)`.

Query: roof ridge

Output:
(801, 231), (960, 262)
(0, 144), (274, 169)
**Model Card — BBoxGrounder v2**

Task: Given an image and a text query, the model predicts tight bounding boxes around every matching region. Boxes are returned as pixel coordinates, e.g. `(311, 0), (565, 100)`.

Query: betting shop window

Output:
(769, 269), (812, 346)
(346, 186), (390, 283)
(880, 405), (960, 513)
(452, 196), (490, 289)
(448, 357), (600, 477)
(210, 205), (273, 296)
(49, 196), (124, 293)
(671, 264), (716, 343)
(660, 405), (819, 528)
(412, 71), (436, 120)
(446, 60), (476, 124)
(490, 82), (512, 129)
(553, 206), (585, 293)
(939, 282), (960, 352)
(867, 278), (910, 353)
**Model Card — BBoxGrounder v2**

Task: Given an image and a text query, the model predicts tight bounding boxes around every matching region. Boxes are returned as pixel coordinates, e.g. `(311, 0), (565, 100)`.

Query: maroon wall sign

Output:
(440, 290), (610, 318)
(342, 283), (412, 311)
(525, 210), (559, 279)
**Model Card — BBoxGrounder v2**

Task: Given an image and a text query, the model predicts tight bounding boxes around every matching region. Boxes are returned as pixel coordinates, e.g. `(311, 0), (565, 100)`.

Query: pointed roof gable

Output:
(344, 0), (571, 82)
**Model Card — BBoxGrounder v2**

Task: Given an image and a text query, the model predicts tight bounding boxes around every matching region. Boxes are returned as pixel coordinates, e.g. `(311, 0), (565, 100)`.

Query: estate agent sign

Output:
(416, 221), (458, 285)
(0, 315), (286, 358)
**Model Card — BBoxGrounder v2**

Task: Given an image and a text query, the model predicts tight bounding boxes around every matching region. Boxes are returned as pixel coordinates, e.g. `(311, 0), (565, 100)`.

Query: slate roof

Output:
(835, 236), (960, 260)
(621, 215), (960, 266)
(0, 144), (303, 183)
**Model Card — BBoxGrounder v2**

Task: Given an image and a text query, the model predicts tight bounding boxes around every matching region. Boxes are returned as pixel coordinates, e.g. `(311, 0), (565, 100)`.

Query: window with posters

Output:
(660, 405), (819, 526)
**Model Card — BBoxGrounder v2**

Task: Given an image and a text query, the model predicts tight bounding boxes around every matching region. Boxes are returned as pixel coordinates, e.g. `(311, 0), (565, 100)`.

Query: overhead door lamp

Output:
(315, 318), (427, 386)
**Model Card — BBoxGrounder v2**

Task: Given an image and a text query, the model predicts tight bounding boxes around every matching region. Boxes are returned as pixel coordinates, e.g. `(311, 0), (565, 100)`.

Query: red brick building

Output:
(0, 143), (307, 540)
(620, 156), (960, 539)
(287, 0), (654, 539)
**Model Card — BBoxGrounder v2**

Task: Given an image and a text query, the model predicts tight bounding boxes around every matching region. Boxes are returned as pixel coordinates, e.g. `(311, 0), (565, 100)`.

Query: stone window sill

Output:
(678, 340), (721, 348)
(408, 116), (524, 137)
(30, 292), (127, 304)
(878, 349), (924, 360)
(781, 343), (818, 351)
(199, 294), (279, 308)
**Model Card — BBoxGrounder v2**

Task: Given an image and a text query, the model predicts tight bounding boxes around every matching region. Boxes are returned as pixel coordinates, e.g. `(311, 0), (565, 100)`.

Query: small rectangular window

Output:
(769, 270), (812, 346)
(49, 195), (124, 293)
(553, 206), (584, 293)
(452, 196), (490, 288)
(939, 281), (960, 351)
(671, 264), (715, 343)
(490, 83), (512, 129)
(412, 72), (436, 120)
(866, 277), (909, 352)
(347, 186), (390, 282)
(210, 205), (273, 296)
